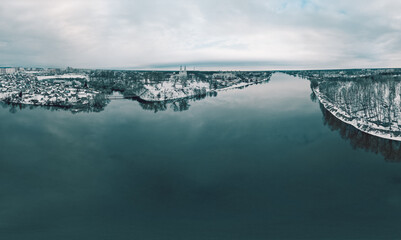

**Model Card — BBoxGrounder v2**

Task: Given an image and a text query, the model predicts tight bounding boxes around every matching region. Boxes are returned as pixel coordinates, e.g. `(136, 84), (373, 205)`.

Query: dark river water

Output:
(1, 73), (401, 239)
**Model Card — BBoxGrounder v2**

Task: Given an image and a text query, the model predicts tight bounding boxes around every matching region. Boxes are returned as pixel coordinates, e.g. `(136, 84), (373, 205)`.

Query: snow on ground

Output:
(37, 74), (89, 81)
(0, 92), (16, 99)
(216, 82), (254, 92)
(138, 80), (261, 102)
(139, 80), (210, 102)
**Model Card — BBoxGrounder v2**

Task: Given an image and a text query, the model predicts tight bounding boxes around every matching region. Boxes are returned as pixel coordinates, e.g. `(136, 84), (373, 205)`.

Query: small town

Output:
(0, 67), (104, 111)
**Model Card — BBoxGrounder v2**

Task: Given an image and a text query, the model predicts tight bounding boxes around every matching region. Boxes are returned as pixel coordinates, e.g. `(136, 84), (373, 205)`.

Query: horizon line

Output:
(2, 65), (401, 72)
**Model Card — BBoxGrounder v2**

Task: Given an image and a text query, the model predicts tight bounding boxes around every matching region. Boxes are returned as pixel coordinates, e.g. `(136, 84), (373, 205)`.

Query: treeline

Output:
(293, 69), (401, 83)
(87, 70), (273, 96)
(317, 78), (401, 126)
(88, 70), (173, 96)
(1, 93), (110, 114)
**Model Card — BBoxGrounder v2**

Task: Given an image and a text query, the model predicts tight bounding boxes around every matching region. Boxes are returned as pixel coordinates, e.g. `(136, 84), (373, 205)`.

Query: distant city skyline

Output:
(1, 0), (401, 70)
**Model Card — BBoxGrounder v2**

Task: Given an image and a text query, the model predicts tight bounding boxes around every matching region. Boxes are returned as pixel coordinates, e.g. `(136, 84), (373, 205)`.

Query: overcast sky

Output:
(1, 0), (401, 70)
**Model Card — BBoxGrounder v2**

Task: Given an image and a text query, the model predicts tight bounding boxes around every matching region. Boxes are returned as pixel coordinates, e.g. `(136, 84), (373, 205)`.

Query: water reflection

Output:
(137, 91), (218, 113)
(0, 101), (108, 114)
(308, 76), (401, 161)
(0, 85), (223, 114)
(0, 91), (219, 114)
(319, 103), (401, 162)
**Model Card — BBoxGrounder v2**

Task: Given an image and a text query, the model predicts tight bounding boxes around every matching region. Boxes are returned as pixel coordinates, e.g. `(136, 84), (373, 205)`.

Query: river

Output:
(1, 73), (401, 239)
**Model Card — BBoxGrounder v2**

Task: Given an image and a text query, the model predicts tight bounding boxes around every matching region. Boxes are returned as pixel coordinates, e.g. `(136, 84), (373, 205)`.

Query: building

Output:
(0, 67), (17, 74)
(6, 68), (16, 74)
(178, 65), (188, 79)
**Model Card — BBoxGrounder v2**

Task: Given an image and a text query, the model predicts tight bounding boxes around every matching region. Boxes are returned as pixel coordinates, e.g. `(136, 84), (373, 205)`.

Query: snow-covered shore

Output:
(137, 80), (263, 102)
(314, 86), (401, 141)
(137, 80), (209, 102)
(1, 69), (272, 112)
(216, 82), (256, 92)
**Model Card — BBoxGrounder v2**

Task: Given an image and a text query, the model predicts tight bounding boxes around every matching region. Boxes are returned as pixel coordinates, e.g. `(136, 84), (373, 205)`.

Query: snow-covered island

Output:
(133, 70), (270, 102)
(293, 69), (401, 141)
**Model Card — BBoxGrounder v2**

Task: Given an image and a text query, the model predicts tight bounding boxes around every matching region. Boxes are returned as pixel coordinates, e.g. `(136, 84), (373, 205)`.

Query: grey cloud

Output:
(0, 0), (400, 69)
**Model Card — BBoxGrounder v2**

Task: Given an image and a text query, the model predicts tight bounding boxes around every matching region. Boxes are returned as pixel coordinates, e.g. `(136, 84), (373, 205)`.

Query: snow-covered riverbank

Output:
(314, 86), (401, 141)
(137, 80), (265, 102)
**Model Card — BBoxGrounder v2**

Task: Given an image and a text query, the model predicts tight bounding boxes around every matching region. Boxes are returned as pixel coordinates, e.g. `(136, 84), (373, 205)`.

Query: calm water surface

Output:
(1, 73), (401, 239)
